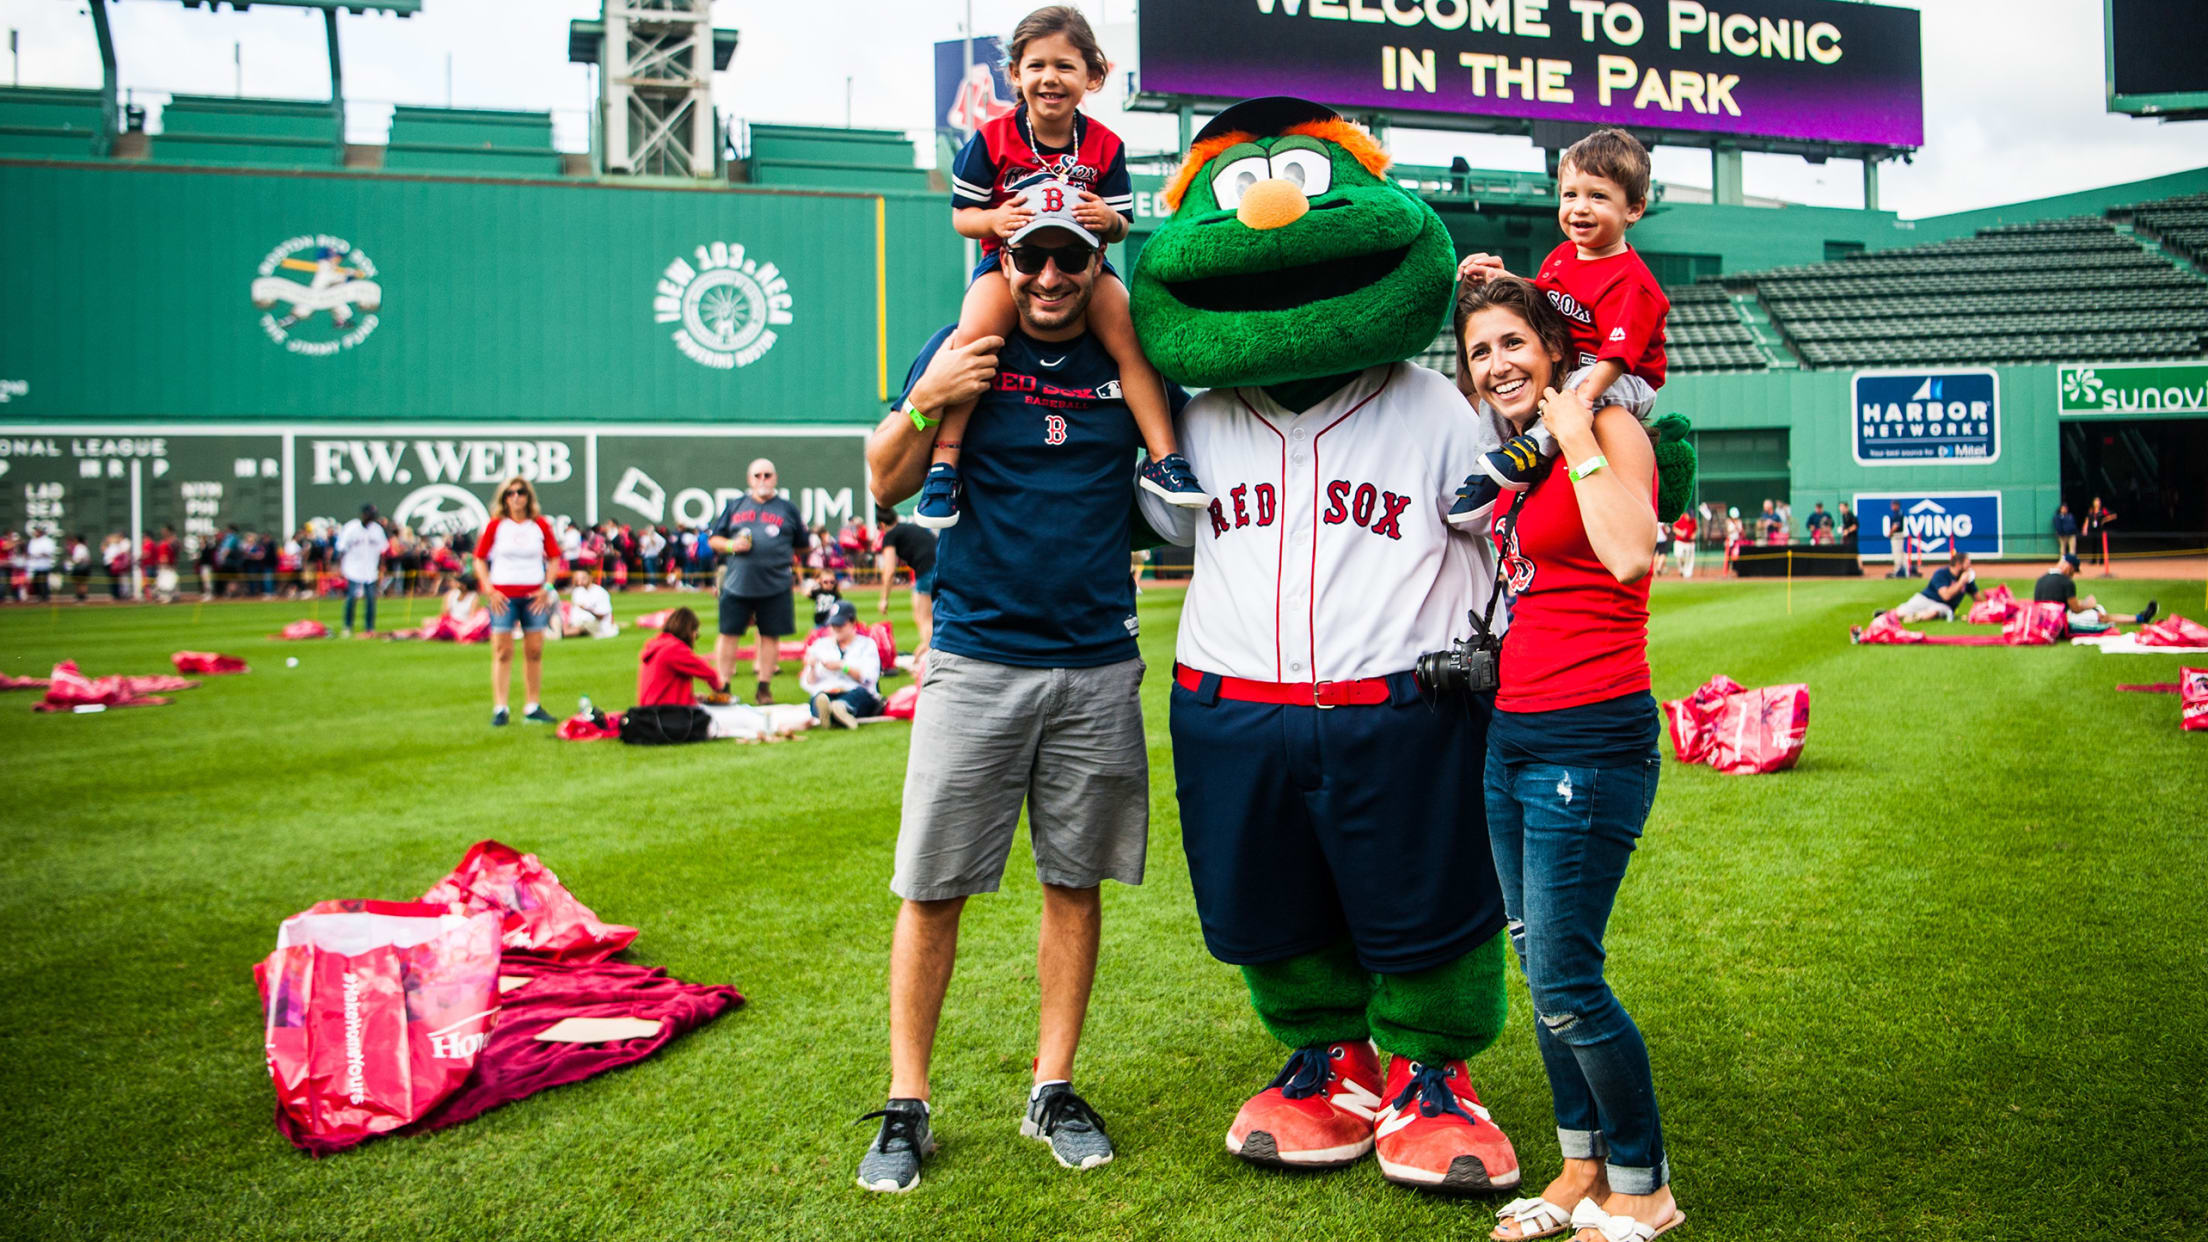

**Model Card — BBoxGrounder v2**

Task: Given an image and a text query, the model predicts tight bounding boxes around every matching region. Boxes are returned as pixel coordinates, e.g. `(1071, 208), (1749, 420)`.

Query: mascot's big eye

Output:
(1270, 148), (1332, 197)
(1210, 155), (1271, 210)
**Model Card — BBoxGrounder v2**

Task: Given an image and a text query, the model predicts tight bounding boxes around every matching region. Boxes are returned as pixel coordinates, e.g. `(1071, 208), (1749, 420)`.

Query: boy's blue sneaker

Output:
(1446, 474), (1500, 527)
(1477, 432), (1554, 492)
(1139, 453), (1208, 507)
(914, 463), (961, 530)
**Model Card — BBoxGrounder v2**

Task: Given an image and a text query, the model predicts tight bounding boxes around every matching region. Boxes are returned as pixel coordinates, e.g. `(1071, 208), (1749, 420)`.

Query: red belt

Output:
(1175, 663), (1394, 708)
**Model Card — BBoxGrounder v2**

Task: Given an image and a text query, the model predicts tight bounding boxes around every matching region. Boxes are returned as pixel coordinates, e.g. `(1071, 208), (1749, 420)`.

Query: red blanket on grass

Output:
(1853, 602), (2069, 647)
(32, 661), (197, 711)
(172, 651), (249, 675)
(2140, 615), (2208, 648)
(264, 840), (740, 1156)
(274, 620), (330, 640)
(1661, 675), (1811, 774)
(272, 950), (743, 1157)
(1965, 583), (2018, 624)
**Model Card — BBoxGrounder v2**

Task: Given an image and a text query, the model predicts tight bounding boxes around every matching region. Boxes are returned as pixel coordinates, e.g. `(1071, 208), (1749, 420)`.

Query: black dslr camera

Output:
(1415, 608), (1501, 696)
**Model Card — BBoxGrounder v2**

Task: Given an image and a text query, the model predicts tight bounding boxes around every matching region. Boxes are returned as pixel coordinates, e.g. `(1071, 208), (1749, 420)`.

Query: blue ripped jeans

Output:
(1484, 747), (1669, 1194)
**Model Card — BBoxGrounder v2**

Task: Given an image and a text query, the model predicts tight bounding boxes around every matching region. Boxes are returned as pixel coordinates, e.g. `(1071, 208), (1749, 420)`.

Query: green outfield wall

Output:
(0, 160), (962, 424)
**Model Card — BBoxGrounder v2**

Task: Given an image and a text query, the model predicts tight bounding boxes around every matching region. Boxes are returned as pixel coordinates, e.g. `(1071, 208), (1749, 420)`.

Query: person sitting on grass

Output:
(801, 601), (882, 730)
(563, 568), (619, 639)
(2035, 553), (2155, 634)
(1886, 550), (1978, 622)
(636, 607), (728, 707)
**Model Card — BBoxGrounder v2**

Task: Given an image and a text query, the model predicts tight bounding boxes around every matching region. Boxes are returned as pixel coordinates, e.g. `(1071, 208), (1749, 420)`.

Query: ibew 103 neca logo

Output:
(656, 242), (795, 370)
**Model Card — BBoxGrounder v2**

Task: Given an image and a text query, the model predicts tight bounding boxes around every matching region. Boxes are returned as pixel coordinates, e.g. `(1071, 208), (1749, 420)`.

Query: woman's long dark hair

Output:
(663, 607), (700, 646)
(1453, 274), (1574, 404)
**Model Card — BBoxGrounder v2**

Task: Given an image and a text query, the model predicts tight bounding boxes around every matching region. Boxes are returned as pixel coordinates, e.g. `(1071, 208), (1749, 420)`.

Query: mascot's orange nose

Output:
(1236, 179), (1309, 231)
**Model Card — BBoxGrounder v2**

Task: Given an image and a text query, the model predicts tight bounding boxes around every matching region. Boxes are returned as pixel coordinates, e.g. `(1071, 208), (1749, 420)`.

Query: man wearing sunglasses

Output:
(707, 458), (809, 703)
(852, 192), (1182, 1191)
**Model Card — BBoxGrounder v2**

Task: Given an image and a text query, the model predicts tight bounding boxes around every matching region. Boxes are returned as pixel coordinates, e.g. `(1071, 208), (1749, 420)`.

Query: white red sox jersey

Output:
(1137, 362), (1508, 684)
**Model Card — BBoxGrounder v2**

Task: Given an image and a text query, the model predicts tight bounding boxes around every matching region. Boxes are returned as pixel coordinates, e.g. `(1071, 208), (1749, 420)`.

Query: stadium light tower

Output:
(568, 0), (738, 179)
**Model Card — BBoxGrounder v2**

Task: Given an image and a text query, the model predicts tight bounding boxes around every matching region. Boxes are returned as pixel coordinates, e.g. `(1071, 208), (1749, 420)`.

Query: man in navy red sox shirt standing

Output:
(708, 458), (808, 703)
(854, 189), (1182, 1193)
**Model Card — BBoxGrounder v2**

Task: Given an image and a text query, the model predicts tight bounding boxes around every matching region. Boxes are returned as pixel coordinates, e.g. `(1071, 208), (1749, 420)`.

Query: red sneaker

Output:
(1373, 1057), (1520, 1193)
(1226, 1040), (1385, 1169)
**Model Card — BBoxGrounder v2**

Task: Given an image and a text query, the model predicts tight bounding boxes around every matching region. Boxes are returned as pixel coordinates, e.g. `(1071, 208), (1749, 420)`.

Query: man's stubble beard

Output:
(1013, 275), (1092, 334)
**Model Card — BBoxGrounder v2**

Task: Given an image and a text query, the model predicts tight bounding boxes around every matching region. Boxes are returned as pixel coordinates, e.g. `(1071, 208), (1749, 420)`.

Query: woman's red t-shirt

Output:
(1491, 459), (1658, 713)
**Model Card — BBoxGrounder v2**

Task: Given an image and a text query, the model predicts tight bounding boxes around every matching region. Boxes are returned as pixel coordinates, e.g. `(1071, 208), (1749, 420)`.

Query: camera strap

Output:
(1467, 490), (1528, 646)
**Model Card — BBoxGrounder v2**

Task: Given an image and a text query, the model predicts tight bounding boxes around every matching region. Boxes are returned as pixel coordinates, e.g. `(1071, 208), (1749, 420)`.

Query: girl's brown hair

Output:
(1453, 274), (1573, 400)
(1007, 6), (1109, 82)
(663, 606), (700, 646)
(496, 475), (542, 520)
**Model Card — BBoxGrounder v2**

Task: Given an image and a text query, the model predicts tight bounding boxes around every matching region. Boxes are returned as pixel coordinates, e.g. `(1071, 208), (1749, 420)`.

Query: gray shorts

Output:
(891, 648), (1149, 901)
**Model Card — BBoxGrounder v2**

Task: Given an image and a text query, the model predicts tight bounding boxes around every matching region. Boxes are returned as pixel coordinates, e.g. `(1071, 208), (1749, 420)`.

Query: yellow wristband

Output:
(1568, 454), (1608, 482)
(905, 401), (938, 431)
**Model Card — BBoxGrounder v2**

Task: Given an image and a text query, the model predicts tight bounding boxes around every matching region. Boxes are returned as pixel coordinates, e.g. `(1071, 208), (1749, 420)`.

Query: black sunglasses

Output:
(1005, 241), (1097, 275)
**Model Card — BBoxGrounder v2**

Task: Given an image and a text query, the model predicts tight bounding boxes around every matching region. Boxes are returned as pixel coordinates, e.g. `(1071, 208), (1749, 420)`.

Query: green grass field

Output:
(2, 575), (2203, 1241)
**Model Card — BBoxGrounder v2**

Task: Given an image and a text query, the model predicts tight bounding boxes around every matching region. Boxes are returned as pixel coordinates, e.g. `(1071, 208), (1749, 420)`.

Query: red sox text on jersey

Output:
(1208, 481), (1415, 541)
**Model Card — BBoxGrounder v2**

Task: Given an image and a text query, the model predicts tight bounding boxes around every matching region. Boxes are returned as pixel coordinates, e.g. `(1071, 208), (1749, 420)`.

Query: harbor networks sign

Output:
(2056, 362), (2208, 418)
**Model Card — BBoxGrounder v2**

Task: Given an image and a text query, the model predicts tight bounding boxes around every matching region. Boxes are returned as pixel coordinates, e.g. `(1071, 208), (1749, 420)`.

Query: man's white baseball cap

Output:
(1006, 177), (1101, 249)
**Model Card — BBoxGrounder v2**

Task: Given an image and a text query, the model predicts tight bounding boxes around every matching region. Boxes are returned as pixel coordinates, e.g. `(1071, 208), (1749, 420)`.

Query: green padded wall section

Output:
(155, 95), (337, 168)
(383, 106), (560, 176)
(0, 87), (108, 160)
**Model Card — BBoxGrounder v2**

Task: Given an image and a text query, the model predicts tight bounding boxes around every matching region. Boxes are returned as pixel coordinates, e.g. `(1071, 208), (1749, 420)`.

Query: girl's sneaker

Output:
(915, 463), (961, 530)
(1139, 454), (1208, 507)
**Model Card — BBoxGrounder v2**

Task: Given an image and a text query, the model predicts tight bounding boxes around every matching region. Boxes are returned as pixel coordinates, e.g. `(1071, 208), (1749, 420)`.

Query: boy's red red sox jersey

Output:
(1535, 242), (1670, 388)
(1139, 363), (1506, 683)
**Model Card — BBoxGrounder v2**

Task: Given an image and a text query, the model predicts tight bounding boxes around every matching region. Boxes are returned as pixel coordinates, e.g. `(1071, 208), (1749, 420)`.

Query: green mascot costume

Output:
(1128, 97), (1524, 1194)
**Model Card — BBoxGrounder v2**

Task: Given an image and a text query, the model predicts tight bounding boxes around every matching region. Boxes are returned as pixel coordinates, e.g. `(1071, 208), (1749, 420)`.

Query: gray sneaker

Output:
(856, 1098), (935, 1193)
(1021, 1082), (1114, 1170)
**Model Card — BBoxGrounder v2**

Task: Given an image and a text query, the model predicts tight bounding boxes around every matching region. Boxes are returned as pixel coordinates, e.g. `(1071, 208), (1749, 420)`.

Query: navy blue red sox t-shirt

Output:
(901, 324), (1183, 669)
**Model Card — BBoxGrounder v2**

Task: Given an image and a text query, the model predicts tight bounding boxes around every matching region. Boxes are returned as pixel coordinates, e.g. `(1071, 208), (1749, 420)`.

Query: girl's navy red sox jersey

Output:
(950, 105), (1134, 260)
(1139, 362), (1507, 683)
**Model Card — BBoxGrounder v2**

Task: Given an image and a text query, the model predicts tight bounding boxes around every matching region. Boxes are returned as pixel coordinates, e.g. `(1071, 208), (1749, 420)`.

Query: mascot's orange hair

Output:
(1162, 119), (1392, 212)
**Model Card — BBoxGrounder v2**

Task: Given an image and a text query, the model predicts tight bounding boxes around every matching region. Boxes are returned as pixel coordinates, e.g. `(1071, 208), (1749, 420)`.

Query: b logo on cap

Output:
(1041, 186), (1066, 213)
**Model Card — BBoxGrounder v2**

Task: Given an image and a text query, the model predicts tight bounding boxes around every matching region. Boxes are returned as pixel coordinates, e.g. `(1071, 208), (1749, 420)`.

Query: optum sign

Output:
(2057, 362), (2208, 418)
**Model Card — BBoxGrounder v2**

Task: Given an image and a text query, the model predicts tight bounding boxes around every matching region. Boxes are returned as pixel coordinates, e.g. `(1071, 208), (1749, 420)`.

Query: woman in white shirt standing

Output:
(470, 475), (563, 726)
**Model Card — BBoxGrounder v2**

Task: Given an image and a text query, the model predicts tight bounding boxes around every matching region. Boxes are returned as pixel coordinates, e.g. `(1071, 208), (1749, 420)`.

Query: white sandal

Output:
(1492, 1197), (1575, 1240)
(1570, 1198), (1686, 1242)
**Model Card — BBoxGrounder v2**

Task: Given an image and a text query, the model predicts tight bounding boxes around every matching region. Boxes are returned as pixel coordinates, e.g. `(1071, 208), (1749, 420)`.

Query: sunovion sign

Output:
(1853, 492), (2004, 559)
(1136, 0), (1923, 148)
(1852, 368), (2000, 466)
(2056, 361), (2208, 417)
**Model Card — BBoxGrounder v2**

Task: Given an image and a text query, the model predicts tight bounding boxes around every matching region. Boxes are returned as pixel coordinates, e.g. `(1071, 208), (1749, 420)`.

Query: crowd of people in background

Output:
(0, 486), (2160, 602)
(0, 507), (938, 604)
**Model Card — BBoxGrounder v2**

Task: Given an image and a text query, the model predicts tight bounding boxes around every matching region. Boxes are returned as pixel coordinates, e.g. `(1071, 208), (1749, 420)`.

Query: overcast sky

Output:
(6, 0), (2202, 219)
